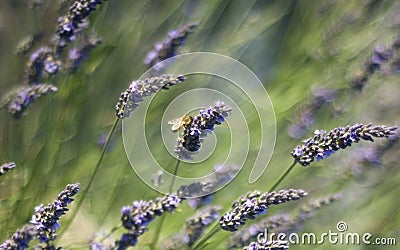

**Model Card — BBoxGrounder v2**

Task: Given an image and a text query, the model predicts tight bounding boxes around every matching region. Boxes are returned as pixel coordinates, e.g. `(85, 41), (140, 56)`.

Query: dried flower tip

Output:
(115, 74), (186, 119)
(56, 0), (108, 46)
(291, 124), (398, 166)
(243, 240), (289, 250)
(0, 162), (16, 176)
(117, 193), (183, 248)
(220, 189), (308, 232)
(30, 183), (80, 243)
(144, 23), (198, 68)
(1, 84), (58, 118)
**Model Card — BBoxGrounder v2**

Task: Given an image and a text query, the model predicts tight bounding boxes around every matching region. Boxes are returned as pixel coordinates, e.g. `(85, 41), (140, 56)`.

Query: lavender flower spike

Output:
(174, 101), (232, 156)
(0, 162), (16, 176)
(30, 183), (80, 244)
(115, 74), (186, 119)
(1, 84), (58, 118)
(243, 240), (289, 250)
(220, 189), (308, 232)
(144, 23), (198, 68)
(291, 123), (397, 166)
(116, 193), (183, 249)
(0, 225), (36, 250)
(57, 0), (108, 46)
(185, 205), (222, 246)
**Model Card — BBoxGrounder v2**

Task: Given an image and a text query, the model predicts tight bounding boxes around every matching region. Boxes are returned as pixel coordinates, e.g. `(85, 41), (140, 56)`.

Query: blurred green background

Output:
(0, 0), (399, 249)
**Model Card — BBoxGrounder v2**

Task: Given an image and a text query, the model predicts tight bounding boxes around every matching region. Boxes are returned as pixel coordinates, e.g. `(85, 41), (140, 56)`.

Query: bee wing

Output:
(168, 118), (181, 132)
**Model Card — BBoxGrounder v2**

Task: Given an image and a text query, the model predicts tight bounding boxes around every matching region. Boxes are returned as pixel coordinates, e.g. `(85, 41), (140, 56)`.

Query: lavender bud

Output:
(30, 183), (80, 244)
(0, 162), (16, 176)
(116, 193), (183, 248)
(25, 47), (60, 84)
(0, 225), (36, 250)
(291, 123), (397, 166)
(144, 23), (198, 68)
(243, 240), (289, 250)
(1, 84), (58, 118)
(115, 74), (186, 119)
(185, 206), (222, 246)
(56, 0), (107, 46)
(175, 101), (232, 153)
(220, 189), (308, 232)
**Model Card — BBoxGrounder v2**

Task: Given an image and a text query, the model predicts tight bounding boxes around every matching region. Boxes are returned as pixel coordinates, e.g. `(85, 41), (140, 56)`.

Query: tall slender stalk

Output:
(191, 161), (298, 250)
(58, 117), (120, 239)
(150, 159), (181, 248)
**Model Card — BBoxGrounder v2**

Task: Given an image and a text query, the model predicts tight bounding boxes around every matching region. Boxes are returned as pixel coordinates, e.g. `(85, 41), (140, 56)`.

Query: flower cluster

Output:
(291, 123), (397, 166)
(0, 162), (16, 177)
(174, 101), (232, 154)
(116, 193), (183, 248)
(56, 0), (108, 46)
(185, 205), (222, 246)
(25, 47), (60, 85)
(30, 183), (80, 244)
(144, 23), (198, 68)
(351, 38), (400, 91)
(115, 74), (186, 119)
(1, 84), (58, 118)
(0, 225), (37, 250)
(220, 189), (308, 232)
(243, 240), (289, 250)
(1, 184), (79, 249)
(229, 193), (341, 248)
(178, 165), (239, 208)
(67, 36), (102, 71)
(288, 87), (337, 138)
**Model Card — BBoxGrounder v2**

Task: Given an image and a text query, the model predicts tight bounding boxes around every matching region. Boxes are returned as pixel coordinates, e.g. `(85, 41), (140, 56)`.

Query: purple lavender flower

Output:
(115, 74), (186, 119)
(220, 189), (308, 232)
(25, 47), (60, 84)
(0, 162), (16, 176)
(1, 84), (58, 118)
(174, 101), (232, 155)
(185, 206), (222, 246)
(30, 183), (80, 244)
(144, 23), (198, 68)
(291, 123), (397, 166)
(243, 240), (289, 250)
(1, 184), (79, 249)
(56, 0), (108, 46)
(67, 36), (102, 71)
(116, 194), (183, 248)
(0, 225), (36, 250)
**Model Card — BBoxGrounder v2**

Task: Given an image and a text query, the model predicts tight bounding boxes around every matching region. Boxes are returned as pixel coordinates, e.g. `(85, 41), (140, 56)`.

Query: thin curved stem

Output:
(58, 117), (120, 239)
(150, 159), (181, 249)
(191, 161), (298, 250)
(268, 161), (297, 192)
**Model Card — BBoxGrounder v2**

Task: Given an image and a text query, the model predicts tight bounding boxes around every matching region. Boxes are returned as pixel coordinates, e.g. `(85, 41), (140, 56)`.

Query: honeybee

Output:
(168, 115), (193, 132)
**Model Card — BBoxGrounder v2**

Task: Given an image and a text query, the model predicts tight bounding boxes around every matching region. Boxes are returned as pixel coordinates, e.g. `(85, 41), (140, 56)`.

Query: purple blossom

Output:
(1, 84), (58, 118)
(0, 162), (16, 176)
(220, 189), (308, 232)
(291, 124), (397, 166)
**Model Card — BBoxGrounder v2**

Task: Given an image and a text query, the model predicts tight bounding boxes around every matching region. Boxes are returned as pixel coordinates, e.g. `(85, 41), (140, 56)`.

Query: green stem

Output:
(268, 161), (297, 192)
(191, 161), (298, 250)
(150, 159), (181, 249)
(58, 117), (120, 239)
